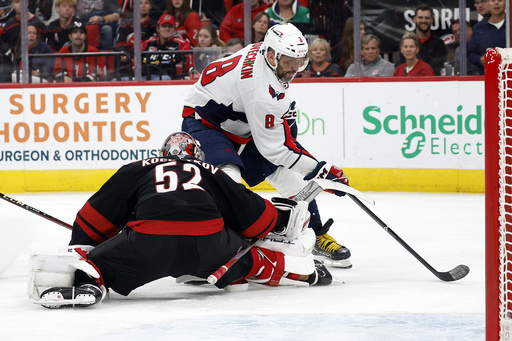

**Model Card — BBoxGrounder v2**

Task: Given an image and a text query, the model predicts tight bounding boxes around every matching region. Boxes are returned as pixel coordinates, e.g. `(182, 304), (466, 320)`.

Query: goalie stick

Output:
(207, 179), (371, 284)
(348, 194), (470, 282)
(0, 192), (73, 230)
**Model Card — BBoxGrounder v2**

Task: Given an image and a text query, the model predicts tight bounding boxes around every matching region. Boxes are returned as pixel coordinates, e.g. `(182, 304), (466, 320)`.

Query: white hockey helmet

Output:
(263, 23), (309, 74)
(159, 131), (205, 161)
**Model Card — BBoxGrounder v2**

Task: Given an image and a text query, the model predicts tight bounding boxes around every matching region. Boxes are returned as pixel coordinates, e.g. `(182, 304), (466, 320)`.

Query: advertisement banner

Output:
(0, 79), (484, 192)
(0, 80), (484, 171)
(290, 79), (483, 170)
(0, 84), (186, 171)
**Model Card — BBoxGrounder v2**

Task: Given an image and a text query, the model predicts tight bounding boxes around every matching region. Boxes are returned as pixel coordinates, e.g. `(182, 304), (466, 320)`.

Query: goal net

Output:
(486, 47), (512, 341)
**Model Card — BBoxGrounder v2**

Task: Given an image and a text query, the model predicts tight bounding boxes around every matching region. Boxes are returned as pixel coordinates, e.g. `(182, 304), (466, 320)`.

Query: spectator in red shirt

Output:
(165, 0), (201, 46)
(54, 20), (105, 82)
(219, 0), (268, 44)
(141, 14), (192, 80)
(393, 32), (435, 77)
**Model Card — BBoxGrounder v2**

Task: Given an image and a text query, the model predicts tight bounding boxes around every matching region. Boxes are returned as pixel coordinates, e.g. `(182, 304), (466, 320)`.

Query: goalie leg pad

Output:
(28, 247), (105, 301)
(283, 253), (315, 276)
(27, 252), (80, 301)
(255, 227), (316, 257)
(281, 260), (332, 287)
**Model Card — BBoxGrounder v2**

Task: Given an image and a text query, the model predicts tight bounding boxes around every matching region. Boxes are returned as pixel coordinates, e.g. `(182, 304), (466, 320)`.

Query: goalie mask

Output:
(263, 23), (309, 82)
(159, 132), (205, 161)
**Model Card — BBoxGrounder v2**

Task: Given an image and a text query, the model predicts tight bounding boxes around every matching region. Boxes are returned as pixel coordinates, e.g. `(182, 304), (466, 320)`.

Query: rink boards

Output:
(0, 77), (484, 193)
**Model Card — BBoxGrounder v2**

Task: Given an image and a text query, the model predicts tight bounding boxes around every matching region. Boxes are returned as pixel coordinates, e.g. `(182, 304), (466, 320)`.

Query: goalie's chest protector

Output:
(184, 43), (291, 140)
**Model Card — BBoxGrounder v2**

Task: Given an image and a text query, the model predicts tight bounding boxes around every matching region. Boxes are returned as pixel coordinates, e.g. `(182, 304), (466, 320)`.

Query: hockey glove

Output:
(271, 197), (311, 239)
(304, 161), (349, 197)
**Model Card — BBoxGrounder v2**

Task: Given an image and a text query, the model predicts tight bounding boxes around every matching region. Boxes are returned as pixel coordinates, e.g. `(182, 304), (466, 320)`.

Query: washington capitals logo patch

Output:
(269, 85), (285, 100)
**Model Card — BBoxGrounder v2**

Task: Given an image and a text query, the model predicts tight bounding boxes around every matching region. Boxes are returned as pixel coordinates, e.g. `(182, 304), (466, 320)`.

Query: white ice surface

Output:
(0, 191), (484, 340)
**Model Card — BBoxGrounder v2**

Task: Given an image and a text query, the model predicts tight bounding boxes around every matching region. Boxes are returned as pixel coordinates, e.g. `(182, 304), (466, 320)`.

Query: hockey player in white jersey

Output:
(181, 23), (351, 268)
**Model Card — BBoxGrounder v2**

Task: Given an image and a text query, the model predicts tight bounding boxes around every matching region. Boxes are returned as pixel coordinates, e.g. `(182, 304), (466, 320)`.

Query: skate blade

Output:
(314, 257), (353, 269)
(175, 275), (209, 285)
(35, 295), (96, 308)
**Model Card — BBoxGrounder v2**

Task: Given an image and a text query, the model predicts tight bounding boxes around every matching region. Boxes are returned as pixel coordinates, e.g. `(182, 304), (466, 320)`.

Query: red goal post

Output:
(486, 47), (512, 341)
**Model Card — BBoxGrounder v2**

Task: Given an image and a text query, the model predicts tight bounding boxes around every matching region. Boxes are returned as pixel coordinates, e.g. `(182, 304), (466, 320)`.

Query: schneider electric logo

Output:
(402, 131), (426, 159)
(363, 105), (483, 159)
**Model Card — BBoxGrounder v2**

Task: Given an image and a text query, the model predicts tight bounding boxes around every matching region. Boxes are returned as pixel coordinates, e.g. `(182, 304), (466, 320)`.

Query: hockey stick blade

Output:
(0, 193), (73, 230)
(439, 264), (470, 282)
(349, 194), (470, 282)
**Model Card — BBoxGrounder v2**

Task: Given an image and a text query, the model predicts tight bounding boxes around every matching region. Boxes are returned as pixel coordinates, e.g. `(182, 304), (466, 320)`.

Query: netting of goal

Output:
(486, 47), (512, 341)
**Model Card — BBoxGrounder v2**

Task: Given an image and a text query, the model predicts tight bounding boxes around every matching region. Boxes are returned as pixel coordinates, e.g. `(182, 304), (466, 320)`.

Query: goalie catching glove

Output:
(304, 161), (348, 197)
(271, 197), (310, 239)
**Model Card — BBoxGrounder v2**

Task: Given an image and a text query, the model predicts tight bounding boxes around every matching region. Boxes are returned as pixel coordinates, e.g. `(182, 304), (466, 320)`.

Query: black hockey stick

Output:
(0, 193), (73, 230)
(348, 194), (470, 282)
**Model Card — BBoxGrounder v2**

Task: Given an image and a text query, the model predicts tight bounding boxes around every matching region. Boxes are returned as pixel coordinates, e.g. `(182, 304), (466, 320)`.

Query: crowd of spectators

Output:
(0, 0), (507, 83)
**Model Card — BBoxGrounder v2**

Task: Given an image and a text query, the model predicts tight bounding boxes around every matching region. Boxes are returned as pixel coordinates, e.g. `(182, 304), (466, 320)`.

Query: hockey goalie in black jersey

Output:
(30, 132), (331, 309)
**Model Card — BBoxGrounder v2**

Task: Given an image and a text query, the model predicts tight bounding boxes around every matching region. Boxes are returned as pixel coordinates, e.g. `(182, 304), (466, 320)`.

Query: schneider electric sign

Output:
(363, 104), (483, 159)
(292, 80), (484, 170)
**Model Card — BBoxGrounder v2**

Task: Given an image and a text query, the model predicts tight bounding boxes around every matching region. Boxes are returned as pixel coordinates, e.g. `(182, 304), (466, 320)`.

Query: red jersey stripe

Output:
(201, 118), (252, 144)
(79, 202), (120, 239)
(75, 215), (107, 245)
(282, 119), (315, 159)
(182, 106), (196, 117)
(241, 200), (278, 238)
(182, 106), (253, 144)
(127, 218), (225, 235)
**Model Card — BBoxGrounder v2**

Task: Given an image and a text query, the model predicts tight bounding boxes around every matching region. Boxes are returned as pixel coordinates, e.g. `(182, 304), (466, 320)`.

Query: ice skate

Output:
(313, 219), (352, 269)
(37, 284), (103, 309)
